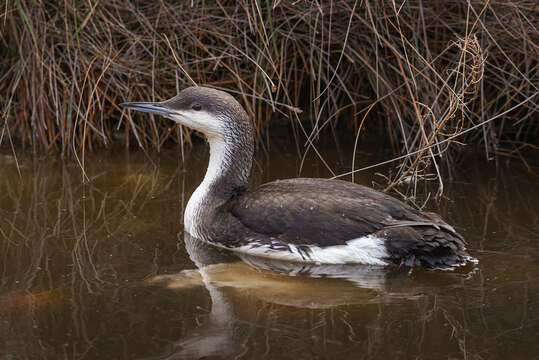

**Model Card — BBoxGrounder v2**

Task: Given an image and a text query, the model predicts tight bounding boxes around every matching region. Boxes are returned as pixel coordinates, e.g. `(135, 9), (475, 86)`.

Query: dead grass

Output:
(0, 0), (537, 195)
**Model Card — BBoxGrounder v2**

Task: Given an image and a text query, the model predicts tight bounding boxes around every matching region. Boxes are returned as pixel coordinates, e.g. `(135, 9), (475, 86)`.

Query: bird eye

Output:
(192, 104), (201, 111)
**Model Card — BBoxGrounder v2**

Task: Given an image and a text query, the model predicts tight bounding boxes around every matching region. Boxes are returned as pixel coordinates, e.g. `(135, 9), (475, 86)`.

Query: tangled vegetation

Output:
(0, 1), (537, 193)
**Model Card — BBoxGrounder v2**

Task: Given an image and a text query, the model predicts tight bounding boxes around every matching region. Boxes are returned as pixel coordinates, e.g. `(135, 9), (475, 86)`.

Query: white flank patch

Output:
(234, 235), (389, 266)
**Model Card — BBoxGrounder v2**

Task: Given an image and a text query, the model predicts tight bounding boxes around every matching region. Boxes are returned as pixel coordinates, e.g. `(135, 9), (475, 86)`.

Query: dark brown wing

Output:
(229, 178), (430, 245)
(227, 178), (470, 268)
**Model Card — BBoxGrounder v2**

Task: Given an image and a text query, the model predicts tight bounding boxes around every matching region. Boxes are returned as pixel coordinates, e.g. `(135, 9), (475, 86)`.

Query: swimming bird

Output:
(121, 86), (474, 269)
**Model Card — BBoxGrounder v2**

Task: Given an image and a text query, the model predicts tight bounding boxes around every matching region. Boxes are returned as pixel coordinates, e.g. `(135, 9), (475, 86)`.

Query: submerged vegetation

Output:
(0, 0), (537, 193)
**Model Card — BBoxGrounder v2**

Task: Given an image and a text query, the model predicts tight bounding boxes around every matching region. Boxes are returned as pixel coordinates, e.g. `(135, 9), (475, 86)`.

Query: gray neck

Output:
(184, 117), (254, 239)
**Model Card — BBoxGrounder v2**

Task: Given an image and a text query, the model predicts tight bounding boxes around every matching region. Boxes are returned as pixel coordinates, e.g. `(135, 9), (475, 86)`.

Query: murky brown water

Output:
(1, 139), (538, 360)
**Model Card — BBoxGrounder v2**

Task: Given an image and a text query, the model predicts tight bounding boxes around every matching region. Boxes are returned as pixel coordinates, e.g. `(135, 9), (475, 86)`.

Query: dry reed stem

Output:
(0, 0), (537, 196)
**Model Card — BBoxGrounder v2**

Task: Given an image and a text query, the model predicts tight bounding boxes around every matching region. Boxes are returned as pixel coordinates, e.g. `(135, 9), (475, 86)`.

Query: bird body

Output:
(121, 86), (474, 269)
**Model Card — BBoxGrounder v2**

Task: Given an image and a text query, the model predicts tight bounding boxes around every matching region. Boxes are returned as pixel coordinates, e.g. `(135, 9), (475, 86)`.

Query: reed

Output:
(0, 1), (537, 193)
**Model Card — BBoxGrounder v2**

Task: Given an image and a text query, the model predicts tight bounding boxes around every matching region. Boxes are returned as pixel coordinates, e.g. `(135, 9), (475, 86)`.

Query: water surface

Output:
(0, 140), (538, 359)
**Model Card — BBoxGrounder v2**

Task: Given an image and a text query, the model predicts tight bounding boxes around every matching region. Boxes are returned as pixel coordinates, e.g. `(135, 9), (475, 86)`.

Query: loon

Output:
(121, 86), (474, 269)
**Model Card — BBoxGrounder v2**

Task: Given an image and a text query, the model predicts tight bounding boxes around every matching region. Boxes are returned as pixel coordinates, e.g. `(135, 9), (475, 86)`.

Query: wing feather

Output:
(224, 178), (470, 268)
(230, 178), (432, 246)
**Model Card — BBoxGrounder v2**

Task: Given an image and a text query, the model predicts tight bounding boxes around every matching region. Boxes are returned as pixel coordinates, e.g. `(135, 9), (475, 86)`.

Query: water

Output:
(1, 140), (538, 359)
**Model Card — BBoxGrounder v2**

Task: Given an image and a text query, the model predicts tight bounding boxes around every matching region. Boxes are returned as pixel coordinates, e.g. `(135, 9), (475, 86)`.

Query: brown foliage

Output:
(0, 1), (537, 187)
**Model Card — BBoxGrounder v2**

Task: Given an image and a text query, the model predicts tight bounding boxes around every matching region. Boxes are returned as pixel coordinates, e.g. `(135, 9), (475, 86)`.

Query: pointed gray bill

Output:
(120, 102), (176, 116)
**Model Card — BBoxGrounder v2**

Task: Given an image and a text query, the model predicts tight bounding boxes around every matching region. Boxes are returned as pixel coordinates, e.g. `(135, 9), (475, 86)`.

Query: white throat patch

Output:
(184, 137), (226, 238)
(174, 110), (228, 238)
(170, 110), (223, 139)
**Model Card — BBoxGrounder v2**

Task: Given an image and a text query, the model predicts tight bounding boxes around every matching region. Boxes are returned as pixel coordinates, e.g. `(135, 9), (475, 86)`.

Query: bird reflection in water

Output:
(144, 234), (475, 359)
